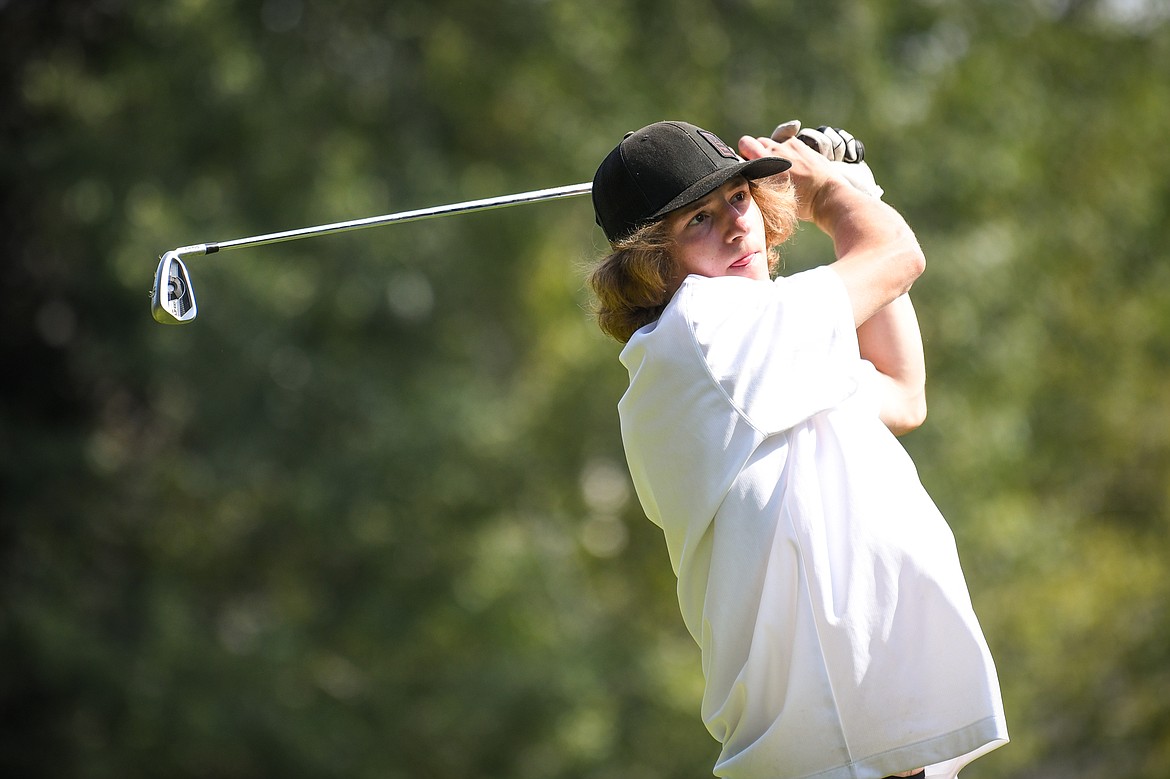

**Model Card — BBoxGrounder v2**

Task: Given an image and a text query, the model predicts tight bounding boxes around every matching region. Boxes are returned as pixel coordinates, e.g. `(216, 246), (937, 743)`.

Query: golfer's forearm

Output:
(817, 182), (925, 326)
(815, 180), (915, 249)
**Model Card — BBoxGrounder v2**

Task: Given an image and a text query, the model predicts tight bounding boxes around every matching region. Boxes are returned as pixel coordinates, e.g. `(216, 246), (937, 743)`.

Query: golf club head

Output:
(151, 250), (198, 324)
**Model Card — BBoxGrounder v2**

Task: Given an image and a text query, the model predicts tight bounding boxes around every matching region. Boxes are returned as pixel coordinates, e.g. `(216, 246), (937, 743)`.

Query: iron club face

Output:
(151, 250), (198, 324)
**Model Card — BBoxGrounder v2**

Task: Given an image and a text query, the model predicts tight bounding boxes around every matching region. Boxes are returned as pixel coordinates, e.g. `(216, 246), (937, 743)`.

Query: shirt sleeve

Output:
(673, 266), (865, 434)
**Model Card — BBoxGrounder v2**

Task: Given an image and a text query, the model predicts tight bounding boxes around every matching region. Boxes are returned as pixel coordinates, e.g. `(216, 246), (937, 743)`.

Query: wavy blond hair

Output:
(588, 178), (799, 343)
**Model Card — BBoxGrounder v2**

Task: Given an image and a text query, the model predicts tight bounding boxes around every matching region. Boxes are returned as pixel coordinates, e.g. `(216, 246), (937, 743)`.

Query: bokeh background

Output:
(4, 0), (1169, 777)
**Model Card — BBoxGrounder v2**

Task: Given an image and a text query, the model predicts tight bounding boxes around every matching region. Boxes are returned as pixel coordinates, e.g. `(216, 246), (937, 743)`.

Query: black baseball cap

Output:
(592, 121), (791, 243)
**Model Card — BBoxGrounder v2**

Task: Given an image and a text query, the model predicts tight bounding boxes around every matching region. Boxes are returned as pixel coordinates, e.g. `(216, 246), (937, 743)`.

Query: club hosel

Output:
(171, 243), (217, 257)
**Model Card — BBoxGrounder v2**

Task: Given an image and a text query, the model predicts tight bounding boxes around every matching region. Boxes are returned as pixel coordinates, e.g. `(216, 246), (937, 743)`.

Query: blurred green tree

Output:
(2, 0), (1168, 777)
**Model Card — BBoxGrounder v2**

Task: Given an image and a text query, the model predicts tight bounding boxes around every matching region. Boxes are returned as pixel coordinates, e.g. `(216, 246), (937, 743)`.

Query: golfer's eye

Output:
(688, 212), (708, 227)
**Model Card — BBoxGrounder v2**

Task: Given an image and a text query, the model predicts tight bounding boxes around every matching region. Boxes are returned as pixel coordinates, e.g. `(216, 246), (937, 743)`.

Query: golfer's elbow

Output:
(884, 391), (928, 436)
(911, 244), (926, 283)
(896, 239), (926, 297)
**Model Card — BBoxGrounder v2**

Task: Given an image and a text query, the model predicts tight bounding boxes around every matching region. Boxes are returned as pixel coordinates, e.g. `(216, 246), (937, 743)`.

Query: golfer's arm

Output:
(815, 180), (924, 328)
(814, 181), (928, 434)
(858, 294), (927, 435)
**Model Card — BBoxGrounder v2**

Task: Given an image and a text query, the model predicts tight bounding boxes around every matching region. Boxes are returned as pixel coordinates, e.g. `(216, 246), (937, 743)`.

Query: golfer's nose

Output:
(721, 202), (749, 241)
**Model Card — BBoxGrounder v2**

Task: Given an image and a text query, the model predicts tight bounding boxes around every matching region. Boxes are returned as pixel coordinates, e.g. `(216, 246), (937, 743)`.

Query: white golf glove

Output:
(771, 120), (884, 200)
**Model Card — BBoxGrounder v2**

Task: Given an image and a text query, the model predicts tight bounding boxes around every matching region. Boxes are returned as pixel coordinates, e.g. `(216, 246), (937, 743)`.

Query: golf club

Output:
(151, 181), (593, 324)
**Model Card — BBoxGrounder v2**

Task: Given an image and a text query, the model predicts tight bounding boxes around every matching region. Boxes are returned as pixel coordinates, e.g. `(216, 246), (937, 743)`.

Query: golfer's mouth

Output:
(729, 252), (758, 269)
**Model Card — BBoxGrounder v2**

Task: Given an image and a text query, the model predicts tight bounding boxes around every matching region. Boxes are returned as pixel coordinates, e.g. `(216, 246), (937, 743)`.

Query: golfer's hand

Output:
(738, 131), (845, 222)
(769, 121), (885, 200)
(792, 125), (865, 163)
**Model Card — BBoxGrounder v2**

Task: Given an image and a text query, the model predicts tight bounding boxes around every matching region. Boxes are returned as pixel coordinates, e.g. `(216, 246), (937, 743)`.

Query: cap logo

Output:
(698, 129), (740, 161)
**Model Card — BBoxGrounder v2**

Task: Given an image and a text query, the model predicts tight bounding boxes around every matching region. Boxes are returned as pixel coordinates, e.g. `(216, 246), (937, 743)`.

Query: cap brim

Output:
(650, 156), (791, 221)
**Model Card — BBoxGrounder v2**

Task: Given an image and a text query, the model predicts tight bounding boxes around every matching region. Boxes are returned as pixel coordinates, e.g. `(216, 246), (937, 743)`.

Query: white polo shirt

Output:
(618, 268), (1008, 779)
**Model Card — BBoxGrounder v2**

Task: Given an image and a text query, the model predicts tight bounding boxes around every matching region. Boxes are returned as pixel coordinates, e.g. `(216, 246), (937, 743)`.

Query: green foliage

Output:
(3, 0), (1169, 777)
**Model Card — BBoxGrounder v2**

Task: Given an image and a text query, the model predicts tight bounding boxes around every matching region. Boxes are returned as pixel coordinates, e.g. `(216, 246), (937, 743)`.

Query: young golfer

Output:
(588, 121), (1008, 779)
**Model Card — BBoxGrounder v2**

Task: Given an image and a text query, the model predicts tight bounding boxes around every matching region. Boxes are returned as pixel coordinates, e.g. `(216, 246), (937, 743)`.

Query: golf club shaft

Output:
(169, 182), (593, 258)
